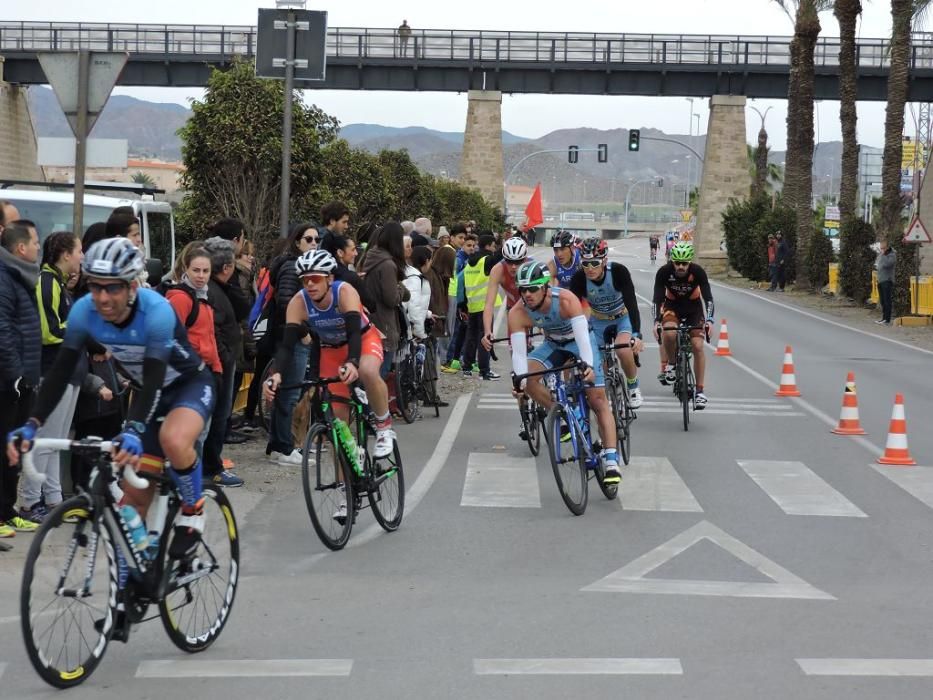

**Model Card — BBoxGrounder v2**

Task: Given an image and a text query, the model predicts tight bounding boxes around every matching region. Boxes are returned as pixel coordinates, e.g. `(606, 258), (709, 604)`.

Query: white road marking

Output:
(871, 464), (933, 510)
(635, 407), (805, 417)
(641, 401), (794, 410)
(136, 659), (352, 678)
(473, 658), (683, 675)
(582, 520), (835, 600)
(797, 658), (933, 676)
(0, 662), (5, 679)
(348, 394), (472, 549)
(737, 460), (867, 517)
(461, 453), (540, 508)
(620, 456), (703, 512)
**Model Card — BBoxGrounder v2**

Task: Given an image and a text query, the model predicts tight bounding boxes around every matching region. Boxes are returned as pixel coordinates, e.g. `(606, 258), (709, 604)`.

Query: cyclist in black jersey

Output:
(651, 241), (714, 408)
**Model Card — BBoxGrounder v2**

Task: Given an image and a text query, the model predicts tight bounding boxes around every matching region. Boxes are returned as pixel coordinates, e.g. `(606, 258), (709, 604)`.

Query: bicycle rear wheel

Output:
(679, 351), (691, 431)
(368, 438), (405, 531)
(160, 484), (239, 652)
(21, 496), (117, 688)
(520, 398), (541, 456)
(302, 423), (354, 550)
(605, 372), (631, 466)
(423, 339), (441, 418)
(546, 404), (588, 516)
(394, 354), (420, 424)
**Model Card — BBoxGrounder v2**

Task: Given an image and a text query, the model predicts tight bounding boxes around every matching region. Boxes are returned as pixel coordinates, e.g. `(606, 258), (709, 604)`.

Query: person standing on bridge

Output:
(398, 20), (412, 57)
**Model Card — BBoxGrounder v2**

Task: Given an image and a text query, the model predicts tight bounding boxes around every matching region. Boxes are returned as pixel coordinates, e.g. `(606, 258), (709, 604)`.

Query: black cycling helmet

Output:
(551, 230), (575, 249)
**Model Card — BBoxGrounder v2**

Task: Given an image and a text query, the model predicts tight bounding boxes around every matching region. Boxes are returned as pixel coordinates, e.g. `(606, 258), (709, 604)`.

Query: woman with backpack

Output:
(360, 222), (410, 378)
(165, 244), (222, 375)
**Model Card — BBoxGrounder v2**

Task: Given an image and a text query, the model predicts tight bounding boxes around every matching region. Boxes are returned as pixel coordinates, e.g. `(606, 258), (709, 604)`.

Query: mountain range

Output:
(27, 85), (848, 203)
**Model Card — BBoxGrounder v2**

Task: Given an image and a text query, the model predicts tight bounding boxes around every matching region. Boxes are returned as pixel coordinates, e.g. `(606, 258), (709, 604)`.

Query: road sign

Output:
(904, 215), (932, 243)
(824, 205), (840, 221)
(256, 8), (327, 83)
(38, 52), (127, 136)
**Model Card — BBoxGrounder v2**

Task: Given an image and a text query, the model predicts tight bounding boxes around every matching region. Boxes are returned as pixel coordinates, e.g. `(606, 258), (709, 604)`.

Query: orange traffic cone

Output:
(877, 394), (916, 465)
(715, 319), (732, 356)
(831, 372), (866, 435)
(774, 345), (801, 397)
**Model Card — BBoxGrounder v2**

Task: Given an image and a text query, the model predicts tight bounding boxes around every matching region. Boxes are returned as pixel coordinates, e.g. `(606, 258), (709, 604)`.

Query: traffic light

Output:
(628, 129), (640, 152)
(597, 143), (608, 163)
(568, 145), (579, 164)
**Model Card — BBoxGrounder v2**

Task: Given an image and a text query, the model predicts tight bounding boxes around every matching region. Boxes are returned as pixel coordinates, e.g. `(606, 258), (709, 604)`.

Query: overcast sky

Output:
(5, 0), (922, 150)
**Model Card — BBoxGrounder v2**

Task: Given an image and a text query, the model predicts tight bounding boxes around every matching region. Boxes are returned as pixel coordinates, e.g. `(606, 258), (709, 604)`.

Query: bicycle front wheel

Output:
(368, 438), (405, 532)
(21, 496), (116, 688)
(606, 372), (631, 466)
(394, 355), (420, 424)
(302, 423), (354, 550)
(679, 351), (691, 431)
(160, 484), (239, 652)
(546, 404), (588, 516)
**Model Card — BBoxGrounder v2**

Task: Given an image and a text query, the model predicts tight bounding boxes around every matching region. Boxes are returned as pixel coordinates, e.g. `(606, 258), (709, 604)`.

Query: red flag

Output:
(522, 182), (543, 231)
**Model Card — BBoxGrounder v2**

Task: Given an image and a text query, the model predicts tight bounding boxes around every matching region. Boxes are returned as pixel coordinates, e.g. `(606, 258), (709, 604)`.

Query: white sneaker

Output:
(268, 449), (304, 466)
(628, 386), (643, 408)
(374, 428), (396, 458)
(695, 392), (708, 410)
(333, 502), (348, 523)
(664, 366), (676, 383)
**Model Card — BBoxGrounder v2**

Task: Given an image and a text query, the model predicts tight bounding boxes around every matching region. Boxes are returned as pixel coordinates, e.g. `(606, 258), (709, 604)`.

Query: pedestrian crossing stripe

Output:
(738, 461), (866, 517)
(871, 463), (933, 510)
(0, 662), (5, 680)
(581, 520), (835, 600)
(797, 659), (933, 677)
(136, 659), (353, 678)
(620, 457), (703, 512)
(473, 658), (683, 675)
(461, 453), (540, 508)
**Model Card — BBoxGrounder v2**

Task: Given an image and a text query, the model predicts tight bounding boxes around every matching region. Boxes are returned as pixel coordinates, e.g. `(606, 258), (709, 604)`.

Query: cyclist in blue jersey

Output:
(7, 238), (214, 560)
(546, 230), (581, 288)
(507, 261), (621, 483)
(569, 237), (644, 408)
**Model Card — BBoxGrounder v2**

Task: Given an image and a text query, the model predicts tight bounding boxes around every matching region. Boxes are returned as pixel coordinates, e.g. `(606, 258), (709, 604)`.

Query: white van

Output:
(0, 188), (176, 268)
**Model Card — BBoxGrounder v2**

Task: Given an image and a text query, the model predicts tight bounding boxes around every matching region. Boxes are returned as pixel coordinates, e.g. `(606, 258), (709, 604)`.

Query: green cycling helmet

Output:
(670, 241), (695, 262)
(516, 261), (551, 288)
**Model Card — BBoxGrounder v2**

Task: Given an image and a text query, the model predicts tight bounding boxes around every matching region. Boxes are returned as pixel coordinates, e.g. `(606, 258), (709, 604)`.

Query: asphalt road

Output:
(1, 236), (932, 698)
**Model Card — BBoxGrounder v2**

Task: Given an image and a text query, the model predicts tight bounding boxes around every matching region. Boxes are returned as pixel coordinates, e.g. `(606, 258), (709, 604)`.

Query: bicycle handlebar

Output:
(22, 438), (149, 490)
(511, 359), (585, 388)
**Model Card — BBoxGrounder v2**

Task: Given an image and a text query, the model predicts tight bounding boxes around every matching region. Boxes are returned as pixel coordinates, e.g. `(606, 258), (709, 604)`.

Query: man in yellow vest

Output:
(458, 233), (501, 380)
(441, 225), (468, 371)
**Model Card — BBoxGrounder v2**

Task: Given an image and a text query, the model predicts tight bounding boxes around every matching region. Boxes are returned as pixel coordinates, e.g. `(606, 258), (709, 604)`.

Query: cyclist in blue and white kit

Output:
(507, 261), (621, 483)
(569, 237), (644, 408)
(7, 238), (214, 561)
(546, 230), (581, 288)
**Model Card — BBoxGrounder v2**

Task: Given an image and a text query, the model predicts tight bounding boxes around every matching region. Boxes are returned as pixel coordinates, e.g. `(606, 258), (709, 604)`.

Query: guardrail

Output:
(4, 22), (933, 69)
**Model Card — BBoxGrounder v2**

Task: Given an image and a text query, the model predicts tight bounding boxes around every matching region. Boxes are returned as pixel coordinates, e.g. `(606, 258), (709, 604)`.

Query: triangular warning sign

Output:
(38, 52), (128, 137)
(904, 216), (932, 243)
(581, 521), (834, 600)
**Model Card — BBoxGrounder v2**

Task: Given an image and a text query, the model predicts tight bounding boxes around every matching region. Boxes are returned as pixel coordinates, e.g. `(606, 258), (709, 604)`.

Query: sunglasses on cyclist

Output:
(581, 260), (603, 268)
(672, 261), (691, 268)
(301, 273), (329, 284)
(87, 281), (129, 295)
(519, 284), (544, 294)
(302, 235), (320, 244)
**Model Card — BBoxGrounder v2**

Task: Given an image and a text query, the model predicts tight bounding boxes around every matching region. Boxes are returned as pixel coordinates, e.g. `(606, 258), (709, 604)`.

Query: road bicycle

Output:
(294, 376), (405, 550)
(513, 361), (617, 515)
(394, 336), (441, 424)
(19, 438), (239, 688)
(488, 333), (546, 457)
(599, 337), (639, 465)
(659, 320), (708, 431)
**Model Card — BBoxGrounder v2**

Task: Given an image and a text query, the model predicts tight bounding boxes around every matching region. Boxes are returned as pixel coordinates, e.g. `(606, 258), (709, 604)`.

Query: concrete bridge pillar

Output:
(694, 94), (751, 273)
(0, 58), (44, 183)
(460, 90), (504, 211)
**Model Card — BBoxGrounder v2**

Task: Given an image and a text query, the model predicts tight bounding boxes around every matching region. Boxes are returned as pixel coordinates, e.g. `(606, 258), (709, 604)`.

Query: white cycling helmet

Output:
(81, 237), (145, 282)
(296, 249), (338, 276)
(501, 236), (527, 262)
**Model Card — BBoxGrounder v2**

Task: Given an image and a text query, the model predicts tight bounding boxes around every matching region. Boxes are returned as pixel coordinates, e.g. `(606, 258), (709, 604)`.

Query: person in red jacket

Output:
(166, 245), (222, 374)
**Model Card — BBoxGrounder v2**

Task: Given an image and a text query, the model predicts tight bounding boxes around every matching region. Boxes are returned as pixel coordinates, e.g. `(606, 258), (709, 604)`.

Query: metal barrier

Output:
(3, 21), (933, 69)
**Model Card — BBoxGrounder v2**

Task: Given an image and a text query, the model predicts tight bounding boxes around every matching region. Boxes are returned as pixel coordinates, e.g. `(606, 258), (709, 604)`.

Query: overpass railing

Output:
(4, 22), (933, 70)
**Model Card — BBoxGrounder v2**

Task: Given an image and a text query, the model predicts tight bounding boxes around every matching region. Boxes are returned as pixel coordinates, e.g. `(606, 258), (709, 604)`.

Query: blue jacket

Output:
(0, 256), (41, 391)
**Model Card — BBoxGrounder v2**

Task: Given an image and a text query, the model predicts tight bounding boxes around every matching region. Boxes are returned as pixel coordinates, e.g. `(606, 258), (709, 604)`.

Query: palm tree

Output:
(746, 144), (785, 193)
(750, 106), (773, 196)
(774, 0), (832, 289)
(131, 171), (156, 188)
(834, 0), (862, 226)
(881, 0), (931, 316)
